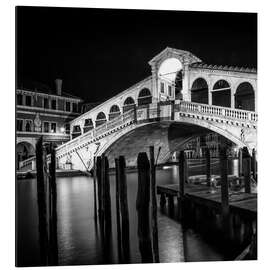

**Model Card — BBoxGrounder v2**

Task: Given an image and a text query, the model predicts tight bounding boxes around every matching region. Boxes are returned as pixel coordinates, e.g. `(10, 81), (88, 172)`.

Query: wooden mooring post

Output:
(238, 148), (243, 178)
(219, 146), (229, 221)
(177, 150), (186, 220)
(136, 152), (153, 263)
(118, 156), (130, 263)
(93, 156), (98, 221)
(252, 148), (257, 183)
(115, 158), (122, 262)
(35, 136), (49, 266)
(149, 146), (159, 263)
(96, 156), (103, 219)
(48, 143), (58, 266)
(243, 147), (251, 194)
(205, 148), (211, 186)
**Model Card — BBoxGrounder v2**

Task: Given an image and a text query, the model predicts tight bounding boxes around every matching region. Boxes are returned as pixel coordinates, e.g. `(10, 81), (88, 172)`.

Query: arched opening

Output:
(235, 82), (255, 111)
(83, 118), (94, 133)
(16, 142), (35, 169)
(95, 112), (107, 127)
(123, 97), (135, 112)
(109, 105), (121, 120)
(138, 88), (152, 106)
(191, 78), (209, 104)
(175, 70), (183, 99)
(72, 125), (82, 139)
(158, 58), (183, 99)
(212, 80), (231, 108)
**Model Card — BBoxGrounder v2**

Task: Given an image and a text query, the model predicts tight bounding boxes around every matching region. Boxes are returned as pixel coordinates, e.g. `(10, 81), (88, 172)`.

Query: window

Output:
(51, 123), (56, 133)
(25, 120), (32, 132)
(72, 103), (78, 113)
(65, 123), (70, 134)
(66, 101), (71, 112)
(168, 85), (172, 96)
(43, 98), (49, 109)
(17, 94), (23, 105)
(51, 99), (57, 110)
(25, 95), (32, 106)
(17, 119), (23, 131)
(160, 82), (165, 93)
(44, 122), (49, 133)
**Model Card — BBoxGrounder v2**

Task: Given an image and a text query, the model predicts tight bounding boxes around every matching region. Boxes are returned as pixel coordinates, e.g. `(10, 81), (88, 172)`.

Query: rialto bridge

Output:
(21, 47), (258, 171)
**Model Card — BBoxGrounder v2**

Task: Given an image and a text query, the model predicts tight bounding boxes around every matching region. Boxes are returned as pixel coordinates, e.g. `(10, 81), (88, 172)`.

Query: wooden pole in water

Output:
(103, 155), (111, 238)
(252, 149), (257, 183)
(118, 156), (130, 263)
(96, 156), (102, 217)
(206, 148), (211, 186)
(219, 146), (229, 219)
(35, 136), (49, 266)
(93, 156), (97, 221)
(243, 148), (251, 194)
(238, 148), (243, 178)
(178, 150), (186, 220)
(149, 146), (160, 263)
(136, 152), (153, 263)
(115, 158), (122, 263)
(48, 143), (58, 266)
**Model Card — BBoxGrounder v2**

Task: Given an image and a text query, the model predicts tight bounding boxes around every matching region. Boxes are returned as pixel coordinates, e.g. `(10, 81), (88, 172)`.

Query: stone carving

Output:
(34, 113), (42, 132)
(240, 128), (245, 142)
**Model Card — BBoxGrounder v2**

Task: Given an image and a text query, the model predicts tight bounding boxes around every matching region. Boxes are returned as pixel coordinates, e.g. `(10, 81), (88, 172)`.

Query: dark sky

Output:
(16, 6), (257, 103)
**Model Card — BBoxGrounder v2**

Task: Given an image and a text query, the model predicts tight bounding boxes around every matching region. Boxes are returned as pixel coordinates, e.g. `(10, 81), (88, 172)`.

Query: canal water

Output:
(16, 159), (239, 267)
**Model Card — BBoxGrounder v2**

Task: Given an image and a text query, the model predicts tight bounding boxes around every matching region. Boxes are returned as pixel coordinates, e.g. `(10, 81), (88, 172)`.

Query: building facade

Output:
(16, 79), (83, 169)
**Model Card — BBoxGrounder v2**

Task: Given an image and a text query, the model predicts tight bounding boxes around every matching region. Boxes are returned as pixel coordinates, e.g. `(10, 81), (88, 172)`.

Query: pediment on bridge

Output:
(148, 47), (202, 68)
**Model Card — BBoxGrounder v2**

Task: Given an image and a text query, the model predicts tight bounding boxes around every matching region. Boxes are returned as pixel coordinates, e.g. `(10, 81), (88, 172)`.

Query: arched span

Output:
(95, 119), (247, 168)
(235, 82), (255, 111)
(212, 79), (231, 108)
(95, 112), (107, 127)
(109, 105), (121, 120)
(16, 141), (35, 169)
(123, 97), (135, 112)
(191, 78), (209, 104)
(137, 88), (152, 105)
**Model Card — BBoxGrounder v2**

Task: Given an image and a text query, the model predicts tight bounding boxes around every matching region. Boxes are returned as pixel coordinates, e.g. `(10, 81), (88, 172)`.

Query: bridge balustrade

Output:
(177, 101), (257, 123)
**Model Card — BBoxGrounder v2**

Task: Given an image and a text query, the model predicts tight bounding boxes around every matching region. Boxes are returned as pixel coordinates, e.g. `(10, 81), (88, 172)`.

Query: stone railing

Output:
(177, 101), (258, 123)
(56, 108), (136, 157)
(18, 156), (36, 170)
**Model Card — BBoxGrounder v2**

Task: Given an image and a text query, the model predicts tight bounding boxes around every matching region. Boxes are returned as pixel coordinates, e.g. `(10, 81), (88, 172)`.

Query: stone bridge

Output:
(20, 47), (258, 171)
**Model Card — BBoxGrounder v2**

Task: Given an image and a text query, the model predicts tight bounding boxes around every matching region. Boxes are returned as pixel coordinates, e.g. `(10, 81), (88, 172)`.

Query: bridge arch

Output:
(16, 141), (35, 169)
(137, 88), (152, 105)
(96, 112), (107, 127)
(190, 77), (209, 104)
(235, 82), (255, 111)
(72, 125), (82, 139)
(109, 105), (121, 120)
(212, 79), (231, 108)
(123, 96), (135, 112)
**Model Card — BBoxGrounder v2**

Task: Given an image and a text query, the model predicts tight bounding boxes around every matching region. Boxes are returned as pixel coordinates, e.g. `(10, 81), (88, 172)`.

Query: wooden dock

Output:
(157, 183), (257, 217)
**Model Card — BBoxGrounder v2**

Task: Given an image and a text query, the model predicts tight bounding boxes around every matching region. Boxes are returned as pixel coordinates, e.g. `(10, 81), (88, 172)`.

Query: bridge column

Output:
(208, 90), (212, 105)
(151, 66), (159, 101)
(231, 89), (235, 109)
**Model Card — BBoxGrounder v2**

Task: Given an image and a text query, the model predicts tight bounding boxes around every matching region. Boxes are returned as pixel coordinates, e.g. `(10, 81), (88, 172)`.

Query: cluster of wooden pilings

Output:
(159, 146), (257, 260)
(35, 136), (58, 266)
(92, 146), (160, 263)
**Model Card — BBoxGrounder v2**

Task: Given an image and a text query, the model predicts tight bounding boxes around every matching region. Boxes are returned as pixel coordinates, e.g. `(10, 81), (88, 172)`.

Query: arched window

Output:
(83, 118), (93, 133)
(191, 78), (208, 104)
(96, 112), (107, 127)
(123, 97), (135, 112)
(109, 105), (121, 120)
(72, 125), (81, 139)
(235, 82), (255, 111)
(25, 120), (32, 132)
(138, 88), (152, 106)
(212, 80), (231, 108)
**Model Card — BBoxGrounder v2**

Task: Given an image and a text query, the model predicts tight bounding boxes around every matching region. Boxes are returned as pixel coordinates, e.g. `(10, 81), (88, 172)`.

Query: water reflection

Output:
(17, 159), (238, 266)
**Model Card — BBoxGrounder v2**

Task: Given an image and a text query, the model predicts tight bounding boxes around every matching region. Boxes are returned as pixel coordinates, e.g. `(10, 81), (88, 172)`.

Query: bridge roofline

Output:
(148, 47), (202, 66)
(69, 75), (152, 125)
(189, 62), (257, 74)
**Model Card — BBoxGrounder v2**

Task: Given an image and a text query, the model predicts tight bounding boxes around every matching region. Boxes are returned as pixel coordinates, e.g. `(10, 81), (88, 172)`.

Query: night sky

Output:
(16, 6), (257, 103)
